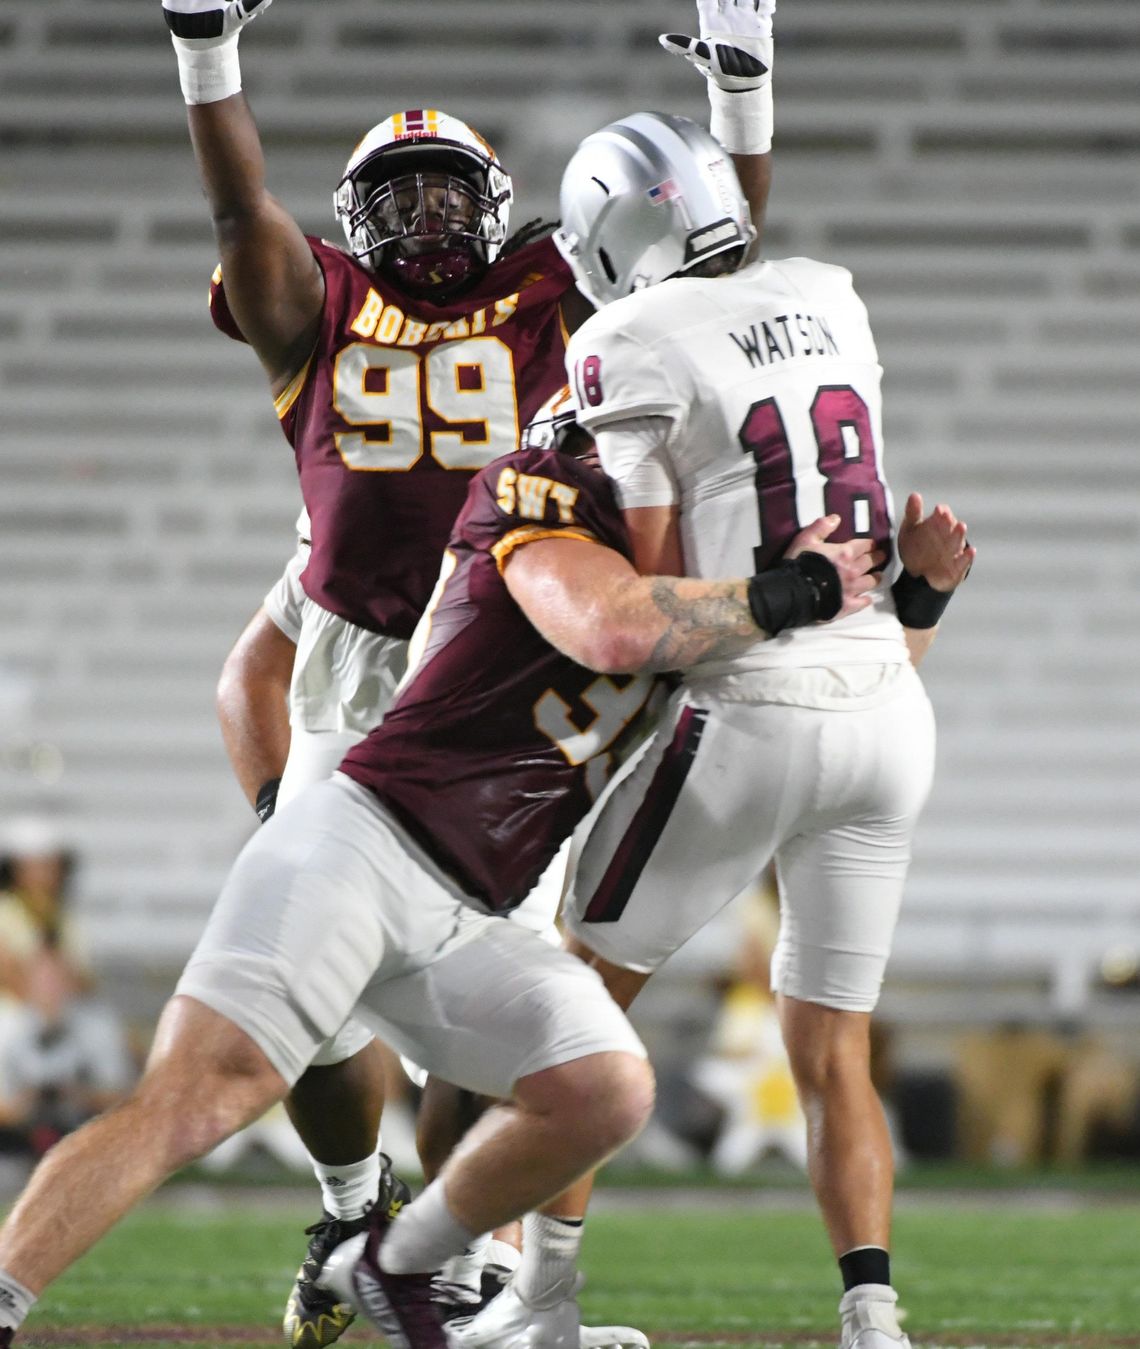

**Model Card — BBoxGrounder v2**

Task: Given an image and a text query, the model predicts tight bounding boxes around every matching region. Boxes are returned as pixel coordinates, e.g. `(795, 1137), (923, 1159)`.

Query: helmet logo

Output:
(392, 109), (441, 140)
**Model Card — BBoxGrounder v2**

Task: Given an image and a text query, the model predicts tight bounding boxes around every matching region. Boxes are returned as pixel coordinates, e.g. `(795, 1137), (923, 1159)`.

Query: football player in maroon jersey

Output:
(0, 399), (882, 1347)
(151, 0), (609, 1340)
(160, 0), (785, 1340)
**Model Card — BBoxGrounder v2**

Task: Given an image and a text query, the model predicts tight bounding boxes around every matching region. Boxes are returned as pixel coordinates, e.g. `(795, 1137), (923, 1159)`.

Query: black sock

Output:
(839, 1246), (891, 1292)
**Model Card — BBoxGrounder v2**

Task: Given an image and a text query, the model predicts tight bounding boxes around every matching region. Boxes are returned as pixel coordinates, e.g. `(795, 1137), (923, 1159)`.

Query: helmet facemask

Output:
(520, 385), (597, 464)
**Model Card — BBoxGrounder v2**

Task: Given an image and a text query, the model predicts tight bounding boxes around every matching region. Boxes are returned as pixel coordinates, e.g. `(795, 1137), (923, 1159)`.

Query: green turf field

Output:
(11, 1187), (1140, 1348)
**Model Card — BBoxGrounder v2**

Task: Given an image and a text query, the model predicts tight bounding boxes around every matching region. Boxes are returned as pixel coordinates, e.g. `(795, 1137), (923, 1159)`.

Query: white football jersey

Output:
(565, 256), (909, 675)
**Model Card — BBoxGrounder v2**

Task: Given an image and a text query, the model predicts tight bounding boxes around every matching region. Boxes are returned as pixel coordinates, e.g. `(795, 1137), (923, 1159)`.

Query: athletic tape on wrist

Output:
(891, 570), (953, 629)
(708, 81), (774, 155)
(172, 31), (242, 105)
(747, 552), (841, 636)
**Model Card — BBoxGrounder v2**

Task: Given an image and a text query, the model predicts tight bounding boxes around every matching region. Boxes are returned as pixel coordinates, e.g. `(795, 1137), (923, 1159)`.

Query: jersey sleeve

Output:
(457, 448), (628, 573)
(565, 313), (686, 431)
(592, 415), (678, 510)
(207, 237), (348, 346)
(207, 263), (246, 343)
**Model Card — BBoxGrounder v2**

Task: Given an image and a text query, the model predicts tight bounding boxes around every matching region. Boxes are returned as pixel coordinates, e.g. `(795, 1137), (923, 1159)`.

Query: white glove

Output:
(659, 0), (775, 154)
(659, 0), (774, 93)
(162, 0), (273, 48)
(162, 0), (273, 103)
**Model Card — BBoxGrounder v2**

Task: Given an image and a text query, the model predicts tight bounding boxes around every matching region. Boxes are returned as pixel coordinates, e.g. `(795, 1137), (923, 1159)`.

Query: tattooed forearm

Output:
(642, 577), (759, 671)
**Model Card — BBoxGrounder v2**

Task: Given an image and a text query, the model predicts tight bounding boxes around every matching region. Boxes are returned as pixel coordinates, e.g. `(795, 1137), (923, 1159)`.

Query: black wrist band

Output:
(891, 570), (952, 629)
(255, 776), (281, 824)
(747, 552), (842, 636)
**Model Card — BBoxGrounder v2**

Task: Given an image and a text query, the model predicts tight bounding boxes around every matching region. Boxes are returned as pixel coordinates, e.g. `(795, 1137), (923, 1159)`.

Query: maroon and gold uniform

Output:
(339, 446), (654, 913)
(210, 235), (573, 638)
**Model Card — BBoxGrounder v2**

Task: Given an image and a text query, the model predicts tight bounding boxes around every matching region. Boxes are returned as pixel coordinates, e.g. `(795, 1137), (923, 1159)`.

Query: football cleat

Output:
(283, 1154), (411, 1348)
(579, 1328), (651, 1349)
(447, 1278), (650, 1349)
(838, 1284), (912, 1349)
(445, 1281), (579, 1349)
(478, 1258), (516, 1310)
(431, 1275), (486, 1325)
(318, 1221), (447, 1349)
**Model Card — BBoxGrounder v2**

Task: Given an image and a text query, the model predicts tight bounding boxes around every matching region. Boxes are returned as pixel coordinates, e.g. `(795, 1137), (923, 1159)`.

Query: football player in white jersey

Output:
(457, 111), (974, 1349)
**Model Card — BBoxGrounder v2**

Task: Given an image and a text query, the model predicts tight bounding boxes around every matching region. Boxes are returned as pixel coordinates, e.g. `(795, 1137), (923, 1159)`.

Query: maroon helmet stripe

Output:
(582, 705), (708, 924)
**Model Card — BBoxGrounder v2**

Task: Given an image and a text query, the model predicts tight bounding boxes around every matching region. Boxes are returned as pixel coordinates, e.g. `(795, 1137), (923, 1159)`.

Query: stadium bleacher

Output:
(2, 0), (1138, 1042)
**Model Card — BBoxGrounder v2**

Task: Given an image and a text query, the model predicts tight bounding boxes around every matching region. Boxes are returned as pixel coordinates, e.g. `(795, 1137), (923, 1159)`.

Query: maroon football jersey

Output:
(339, 446), (655, 913)
(210, 235), (574, 638)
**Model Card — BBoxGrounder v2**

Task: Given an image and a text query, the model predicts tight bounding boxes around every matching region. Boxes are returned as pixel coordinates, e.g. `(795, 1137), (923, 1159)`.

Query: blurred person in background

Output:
(0, 820), (135, 1160)
(687, 876), (809, 1176)
(0, 818), (87, 999)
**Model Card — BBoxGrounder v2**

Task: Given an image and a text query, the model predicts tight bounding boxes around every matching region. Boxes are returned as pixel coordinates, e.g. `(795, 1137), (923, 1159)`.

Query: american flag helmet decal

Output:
(647, 178), (681, 204)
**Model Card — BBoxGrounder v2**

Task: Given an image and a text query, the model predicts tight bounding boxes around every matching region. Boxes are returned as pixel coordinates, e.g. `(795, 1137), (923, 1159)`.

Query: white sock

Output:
(0, 1270), (36, 1331)
(379, 1178), (476, 1275)
(312, 1152), (381, 1220)
(440, 1231), (493, 1293)
(513, 1213), (583, 1309)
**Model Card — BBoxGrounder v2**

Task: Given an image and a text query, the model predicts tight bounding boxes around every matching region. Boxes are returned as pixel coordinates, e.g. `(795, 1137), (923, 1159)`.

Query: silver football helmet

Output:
(554, 112), (755, 309)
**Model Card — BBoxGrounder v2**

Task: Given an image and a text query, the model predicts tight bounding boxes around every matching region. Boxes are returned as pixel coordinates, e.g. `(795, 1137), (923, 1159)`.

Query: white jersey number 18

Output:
(739, 383), (893, 571)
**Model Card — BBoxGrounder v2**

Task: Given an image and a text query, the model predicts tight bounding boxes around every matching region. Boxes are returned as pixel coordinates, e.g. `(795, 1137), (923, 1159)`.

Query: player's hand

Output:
(659, 0), (774, 93)
(162, 0), (273, 47)
(787, 515), (883, 619)
(896, 492), (975, 593)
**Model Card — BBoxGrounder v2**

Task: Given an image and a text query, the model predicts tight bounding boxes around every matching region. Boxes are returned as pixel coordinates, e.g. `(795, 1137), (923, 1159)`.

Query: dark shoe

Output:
(431, 1274), (485, 1325)
(283, 1153), (411, 1348)
(479, 1259), (515, 1308)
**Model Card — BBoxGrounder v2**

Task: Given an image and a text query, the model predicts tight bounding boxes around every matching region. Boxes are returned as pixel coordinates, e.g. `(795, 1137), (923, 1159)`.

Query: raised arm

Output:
(660, 0), (776, 247)
(163, 0), (324, 389)
(501, 532), (878, 675)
